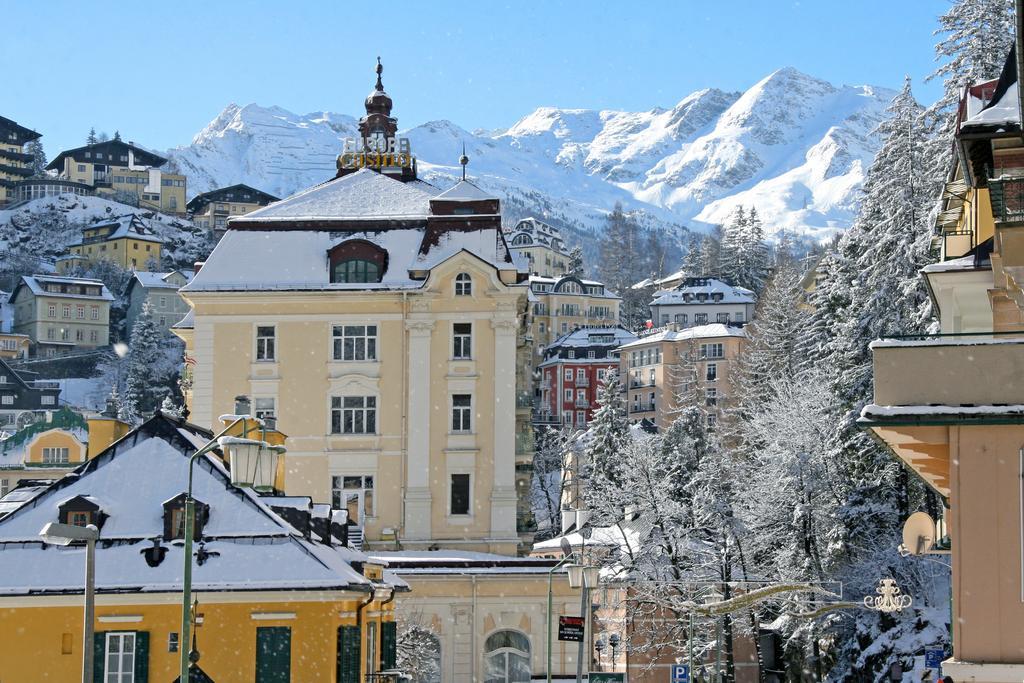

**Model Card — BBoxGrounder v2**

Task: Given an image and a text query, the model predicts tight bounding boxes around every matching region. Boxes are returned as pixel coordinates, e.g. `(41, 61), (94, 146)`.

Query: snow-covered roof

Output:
(962, 81), (1020, 130)
(184, 227), (515, 293)
(860, 403), (1024, 421)
(367, 549), (559, 575)
(632, 269), (687, 290)
(130, 270), (193, 291)
(545, 326), (637, 349)
(620, 323), (747, 349)
(13, 275), (114, 302)
(236, 169), (436, 223)
(0, 414), (386, 595)
(432, 179), (496, 202)
(72, 214), (164, 245)
(650, 278), (755, 306)
(172, 309), (194, 329)
(920, 254), (989, 274)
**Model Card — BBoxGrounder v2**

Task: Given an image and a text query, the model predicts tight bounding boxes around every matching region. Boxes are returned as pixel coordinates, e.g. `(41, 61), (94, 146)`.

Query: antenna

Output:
(459, 143), (469, 181)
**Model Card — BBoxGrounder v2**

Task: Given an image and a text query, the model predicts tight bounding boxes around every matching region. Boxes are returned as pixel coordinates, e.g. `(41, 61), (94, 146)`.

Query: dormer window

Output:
(328, 240), (387, 284)
(163, 493), (209, 541)
(455, 273), (472, 296)
(58, 495), (105, 530)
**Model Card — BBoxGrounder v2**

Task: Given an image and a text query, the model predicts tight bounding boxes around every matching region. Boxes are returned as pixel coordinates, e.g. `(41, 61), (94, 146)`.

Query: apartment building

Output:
(57, 214), (164, 273)
(505, 216), (570, 277)
(530, 274), (622, 351)
(9, 275), (113, 356)
(0, 116), (40, 207)
(861, 48), (1024, 682)
(47, 139), (187, 214)
(535, 326), (638, 428)
(186, 183), (279, 235)
(124, 269), (194, 335)
(0, 357), (61, 432)
(0, 407), (88, 498)
(648, 277), (756, 328)
(619, 323), (747, 431)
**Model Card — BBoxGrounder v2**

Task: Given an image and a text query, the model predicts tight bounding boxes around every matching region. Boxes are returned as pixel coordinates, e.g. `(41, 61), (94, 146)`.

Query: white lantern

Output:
(583, 566), (601, 589)
(219, 437), (282, 490)
(566, 564), (584, 589)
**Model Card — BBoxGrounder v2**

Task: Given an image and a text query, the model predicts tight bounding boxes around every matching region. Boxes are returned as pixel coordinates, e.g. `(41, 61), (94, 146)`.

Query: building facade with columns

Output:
(175, 67), (532, 556)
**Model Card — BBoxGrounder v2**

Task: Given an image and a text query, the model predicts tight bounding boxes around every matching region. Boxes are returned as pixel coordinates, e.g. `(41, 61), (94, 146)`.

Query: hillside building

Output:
(9, 275), (113, 356)
(0, 408), (88, 499)
(0, 116), (40, 207)
(56, 214), (164, 273)
(505, 217), (570, 277)
(47, 139), (187, 214)
(535, 326), (638, 428)
(0, 357), (61, 432)
(648, 277), (755, 328)
(124, 270), (194, 335)
(619, 323), (746, 431)
(529, 275), (621, 352)
(861, 48), (1024, 682)
(186, 183), (280, 235)
(0, 410), (403, 682)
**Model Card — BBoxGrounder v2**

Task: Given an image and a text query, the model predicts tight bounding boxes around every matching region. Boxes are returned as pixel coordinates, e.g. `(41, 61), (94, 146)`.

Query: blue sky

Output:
(5, 1), (949, 156)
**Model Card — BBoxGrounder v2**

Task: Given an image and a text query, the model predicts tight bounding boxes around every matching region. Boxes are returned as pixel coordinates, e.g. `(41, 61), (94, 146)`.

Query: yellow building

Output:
(0, 115), (40, 207)
(505, 217), (570, 277)
(187, 184), (280, 235)
(861, 57), (1024, 682)
(0, 407), (89, 500)
(9, 274), (113, 356)
(618, 323), (747, 431)
(529, 274), (622, 352)
(0, 410), (403, 682)
(47, 139), (187, 214)
(57, 214), (164, 273)
(0, 332), (30, 359)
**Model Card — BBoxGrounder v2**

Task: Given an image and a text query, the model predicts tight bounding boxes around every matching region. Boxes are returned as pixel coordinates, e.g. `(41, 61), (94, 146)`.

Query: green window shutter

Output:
(93, 632), (106, 681)
(256, 626), (291, 683)
(133, 630), (150, 682)
(337, 625), (361, 683)
(381, 621), (397, 670)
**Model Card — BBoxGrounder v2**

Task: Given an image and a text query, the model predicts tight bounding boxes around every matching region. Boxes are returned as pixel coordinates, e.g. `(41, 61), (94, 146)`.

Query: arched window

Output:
(455, 273), (472, 296)
(511, 234), (533, 246)
(328, 240), (387, 284)
(484, 630), (531, 683)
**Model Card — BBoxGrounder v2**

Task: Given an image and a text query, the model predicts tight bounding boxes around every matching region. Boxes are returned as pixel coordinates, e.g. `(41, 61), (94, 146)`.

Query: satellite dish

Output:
(901, 512), (935, 556)
(559, 537), (573, 558)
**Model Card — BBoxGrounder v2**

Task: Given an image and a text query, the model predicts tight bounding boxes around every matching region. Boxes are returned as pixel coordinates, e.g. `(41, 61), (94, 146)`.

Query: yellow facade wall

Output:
(0, 593), (394, 682)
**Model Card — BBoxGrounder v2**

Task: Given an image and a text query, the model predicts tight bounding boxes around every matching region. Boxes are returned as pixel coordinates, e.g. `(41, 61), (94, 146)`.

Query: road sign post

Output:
(924, 648), (943, 675)
(558, 615), (585, 643)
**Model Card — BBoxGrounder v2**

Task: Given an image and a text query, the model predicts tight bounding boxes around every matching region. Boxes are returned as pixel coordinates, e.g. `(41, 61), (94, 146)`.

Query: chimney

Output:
(193, 261), (204, 274)
(86, 414), (132, 460)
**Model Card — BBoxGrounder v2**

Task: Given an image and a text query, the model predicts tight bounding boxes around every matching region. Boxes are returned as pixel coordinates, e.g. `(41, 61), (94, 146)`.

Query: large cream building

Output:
(175, 142), (532, 555)
(505, 217), (570, 277)
(9, 274), (113, 356)
(0, 115), (40, 207)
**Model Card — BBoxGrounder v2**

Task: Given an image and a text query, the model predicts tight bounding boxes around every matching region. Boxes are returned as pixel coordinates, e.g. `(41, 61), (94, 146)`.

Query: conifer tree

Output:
(113, 130), (122, 141)
(719, 207), (746, 284)
(123, 302), (166, 420)
(25, 140), (47, 177)
(584, 370), (629, 483)
(568, 246), (584, 277)
(87, 127), (97, 145)
(681, 233), (704, 277)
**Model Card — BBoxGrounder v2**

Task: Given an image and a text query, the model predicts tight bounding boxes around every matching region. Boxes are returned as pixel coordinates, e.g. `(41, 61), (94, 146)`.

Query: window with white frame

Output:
(452, 394), (472, 432)
(694, 313), (708, 325)
(1, 395), (12, 405)
(104, 632), (136, 682)
(253, 397), (275, 420)
(332, 475), (374, 524)
(450, 473), (471, 515)
(587, 350), (595, 359)
(597, 369), (607, 382)
(564, 369), (572, 381)
(567, 350), (575, 359)
(90, 306), (99, 320)
(47, 304), (56, 318)
(576, 410), (586, 425)
(255, 326), (276, 361)
(564, 389), (572, 401)
(455, 272), (472, 296)
(700, 343), (724, 359)
(40, 395), (55, 406)
(717, 312), (729, 323)
(62, 304), (70, 318)
(42, 447), (69, 464)
(331, 396), (376, 434)
(706, 363), (718, 382)
(453, 323), (472, 359)
(705, 387), (718, 407)
(333, 325), (377, 361)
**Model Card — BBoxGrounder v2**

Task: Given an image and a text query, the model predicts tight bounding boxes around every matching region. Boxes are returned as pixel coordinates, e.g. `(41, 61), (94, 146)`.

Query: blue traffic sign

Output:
(924, 648), (943, 673)
(671, 664), (690, 683)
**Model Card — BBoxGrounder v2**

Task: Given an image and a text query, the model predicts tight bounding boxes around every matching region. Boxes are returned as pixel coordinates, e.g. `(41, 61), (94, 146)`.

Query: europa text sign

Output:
(339, 136), (415, 169)
(558, 615), (585, 642)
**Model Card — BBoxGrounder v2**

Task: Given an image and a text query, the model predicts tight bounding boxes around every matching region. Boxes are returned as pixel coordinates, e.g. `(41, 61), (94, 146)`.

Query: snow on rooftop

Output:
(18, 275), (114, 302)
(962, 81), (1021, 129)
(920, 254), (987, 274)
(546, 326), (638, 349)
(620, 323), (747, 348)
(650, 278), (755, 306)
(132, 271), (190, 290)
(432, 179), (496, 202)
(238, 169), (436, 222)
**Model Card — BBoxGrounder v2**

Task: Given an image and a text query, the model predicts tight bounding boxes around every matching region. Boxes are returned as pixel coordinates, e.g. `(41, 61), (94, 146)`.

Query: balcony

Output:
(988, 176), (1024, 224)
(0, 149), (33, 163)
(92, 172), (112, 187)
(575, 398), (590, 408)
(0, 163), (32, 178)
(574, 376), (590, 387)
(531, 411), (562, 426)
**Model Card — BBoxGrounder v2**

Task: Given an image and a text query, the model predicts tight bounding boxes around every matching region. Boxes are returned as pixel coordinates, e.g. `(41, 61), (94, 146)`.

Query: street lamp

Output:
(546, 537), (575, 683)
(39, 522), (99, 683)
(179, 399), (283, 681)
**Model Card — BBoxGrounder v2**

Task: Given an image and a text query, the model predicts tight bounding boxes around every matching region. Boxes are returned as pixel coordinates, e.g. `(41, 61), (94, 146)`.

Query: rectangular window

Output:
(62, 305), (70, 318)
(365, 621), (378, 676)
(450, 473), (471, 515)
(649, 368), (656, 385)
(564, 389), (573, 401)
(71, 511), (91, 527)
(597, 369), (607, 382)
(1, 396), (12, 405)
(76, 306), (85, 319)
(255, 326), (275, 361)
(42, 447), (70, 464)
(41, 395), (56, 406)
(332, 325), (377, 361)
(717, 312), (729, 323)
(452, 394), (472, 432)
(105, 632), (137, 682)
(706, 387), (718, 407)
(700, 343), (724, 359)
(90, 330), (98, 343)
(706, 363), (718, 382)
(253, 397), (275, 420)
(577, 410), (586, 425)
(48, 304), (56, 318)
(75, 329), (84, 342)
(564, 369), (572, 381)
(587, 350), (595, 359)
(452, 323), (472, 359)
(707, 413), (717, 430)
(331, 396), (377, 434)
(694, 313), (708, 325)
(331, 475), (375, 523)
(0, 478), (8, 497)
(90, 306), (99, 320)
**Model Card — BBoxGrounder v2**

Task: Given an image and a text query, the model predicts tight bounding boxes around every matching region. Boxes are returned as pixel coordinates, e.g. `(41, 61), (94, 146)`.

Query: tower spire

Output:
(375, 56), (384, 92)
(459, 143), (469, 181)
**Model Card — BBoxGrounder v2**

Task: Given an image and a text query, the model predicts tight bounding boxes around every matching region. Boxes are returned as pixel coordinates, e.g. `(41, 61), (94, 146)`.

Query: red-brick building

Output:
(535, 326), (637, 429)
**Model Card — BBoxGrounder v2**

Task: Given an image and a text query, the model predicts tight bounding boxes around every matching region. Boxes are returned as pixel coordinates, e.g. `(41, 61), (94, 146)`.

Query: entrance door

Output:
(256, 626), (291, 683)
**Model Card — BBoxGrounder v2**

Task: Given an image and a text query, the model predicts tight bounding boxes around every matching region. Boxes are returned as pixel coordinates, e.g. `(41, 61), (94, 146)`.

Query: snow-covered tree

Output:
(681, 233), (703, 277)
(25, 140), (47, 177)
(698, 231), (722, 279)
(531, 425), (580, 539)
(583, 370), (629, 483)
(122, 302), (167, 420)
(719, 206), (769, 292)
(568, 245), (584, 277)
(113, 130), (122, 142)
(396, 616), (442, 682)
(597, 203), (654, 328)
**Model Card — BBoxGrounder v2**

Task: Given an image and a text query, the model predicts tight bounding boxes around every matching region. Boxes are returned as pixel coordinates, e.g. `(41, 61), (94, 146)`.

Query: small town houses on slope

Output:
(0, 407), (89, 498)
(124, 269), (194, 335)
(186, 183), (280, 235)
(861, 45), (1024, 682)
(0, 115), (40, 208)
(8, 274), (114, 356)
(504, 216), (570, 278)
(648, 276), (756, 328)
(56, 213), (165, 274)
(0, 410), (404, 682)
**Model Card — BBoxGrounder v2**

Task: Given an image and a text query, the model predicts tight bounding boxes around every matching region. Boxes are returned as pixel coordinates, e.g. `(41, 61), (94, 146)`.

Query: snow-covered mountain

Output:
(169, 68), (895, 240)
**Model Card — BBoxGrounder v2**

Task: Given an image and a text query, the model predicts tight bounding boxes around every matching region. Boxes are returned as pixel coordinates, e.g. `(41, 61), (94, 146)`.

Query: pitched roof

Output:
(47, 139), (167, 171)
(650, 278), (755, 306)
(185, 184), (280, 214)
(620, 323), (747, 349)
(70, 214), (164, 246)
(0, 116), (41, 144)
(0, 413), (381, 595)
(432, 180), (496, 202)
(11, 275), (114, 302)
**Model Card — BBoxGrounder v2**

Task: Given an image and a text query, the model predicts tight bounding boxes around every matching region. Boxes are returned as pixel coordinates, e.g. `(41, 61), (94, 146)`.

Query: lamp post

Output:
(567, 560), (601, 683)
(547, 538), (576, 683)
(40, 522), (99, 683)
(179, 398), (282, 681)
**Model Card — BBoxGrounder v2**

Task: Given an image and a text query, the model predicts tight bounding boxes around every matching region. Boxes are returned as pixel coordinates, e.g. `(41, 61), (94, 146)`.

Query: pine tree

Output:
(583, 370), (629, 483)
(719, 207), (746, 284)
(123, 302), (167, 420)
(25, 140), (47, 177)
(568, 246), (584, 277)
(113, 130), (122, 142)
(87, 127), (97, 145)
(698, 231), (721, 278)
(598, 203), (649, 328)
(744, 207), (770, 292)
(681, 233), (703, 277)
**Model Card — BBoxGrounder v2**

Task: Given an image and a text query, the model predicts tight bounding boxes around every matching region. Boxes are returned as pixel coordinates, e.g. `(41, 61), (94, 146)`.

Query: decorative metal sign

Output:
(339, 136), (414, 169)
(863, 578), (913, 613)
